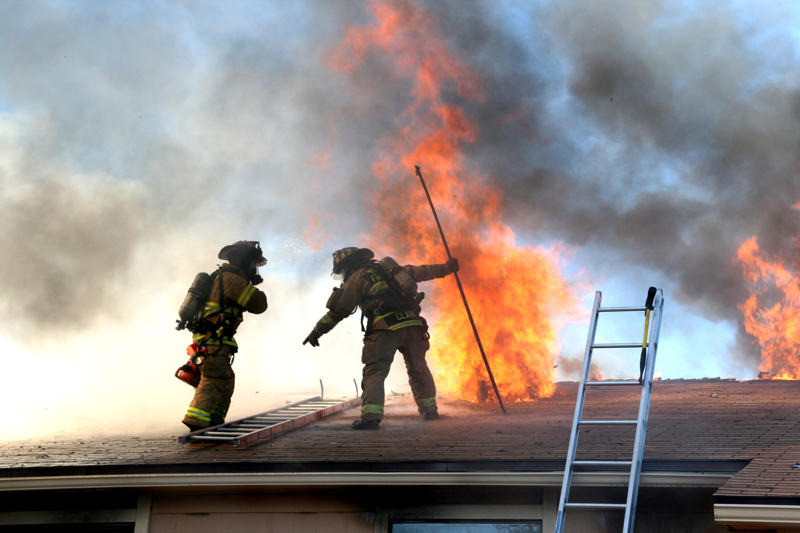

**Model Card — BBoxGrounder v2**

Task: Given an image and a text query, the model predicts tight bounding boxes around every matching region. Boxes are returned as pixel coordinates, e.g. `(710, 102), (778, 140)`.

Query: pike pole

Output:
(414, 165), (507, 414)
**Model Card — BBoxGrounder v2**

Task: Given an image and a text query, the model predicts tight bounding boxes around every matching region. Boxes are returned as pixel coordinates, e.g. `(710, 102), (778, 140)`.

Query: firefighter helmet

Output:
(332, 247), (374, 275)
(218, 241), (267, 268)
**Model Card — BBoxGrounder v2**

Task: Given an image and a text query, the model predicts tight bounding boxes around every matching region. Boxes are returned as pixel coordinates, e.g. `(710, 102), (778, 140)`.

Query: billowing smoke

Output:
(407, 1), (800, 368)
(0, 2), (376, 440)
(0, 0), (796, 438)
(0, 152), (154, 338)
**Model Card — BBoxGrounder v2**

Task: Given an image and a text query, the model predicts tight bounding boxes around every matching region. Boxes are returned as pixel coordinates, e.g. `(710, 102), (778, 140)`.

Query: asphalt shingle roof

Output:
(3, 379), (800, 501)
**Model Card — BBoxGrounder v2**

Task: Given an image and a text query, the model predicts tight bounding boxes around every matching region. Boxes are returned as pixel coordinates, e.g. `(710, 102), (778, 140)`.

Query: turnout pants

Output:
(182, 345), (235, 429)
(360, 325), (437, 421)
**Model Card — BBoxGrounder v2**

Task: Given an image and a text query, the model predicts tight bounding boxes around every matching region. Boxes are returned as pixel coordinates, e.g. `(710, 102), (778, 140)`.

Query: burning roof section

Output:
(327, 0), (579, 403)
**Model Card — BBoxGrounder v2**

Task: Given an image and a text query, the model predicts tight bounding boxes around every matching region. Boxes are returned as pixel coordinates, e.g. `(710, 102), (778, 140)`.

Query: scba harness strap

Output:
(361, 263), (425, 335)
(192, 265), (247, 353)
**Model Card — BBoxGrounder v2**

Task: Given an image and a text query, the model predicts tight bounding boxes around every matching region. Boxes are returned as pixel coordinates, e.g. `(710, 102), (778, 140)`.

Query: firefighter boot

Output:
(183, 422), (204, 432)
(423, 411), (440, 421)
(352, 419), (380, 430)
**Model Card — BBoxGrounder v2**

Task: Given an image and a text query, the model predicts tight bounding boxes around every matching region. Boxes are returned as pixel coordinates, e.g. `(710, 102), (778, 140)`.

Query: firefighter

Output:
(182, 241), (268, 432)
(303, 247), (458, 429)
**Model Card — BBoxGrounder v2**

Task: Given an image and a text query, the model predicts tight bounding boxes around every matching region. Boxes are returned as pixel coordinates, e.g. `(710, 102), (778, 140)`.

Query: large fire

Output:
(329, 1), (578, 403)
(737, 236), (800, 379)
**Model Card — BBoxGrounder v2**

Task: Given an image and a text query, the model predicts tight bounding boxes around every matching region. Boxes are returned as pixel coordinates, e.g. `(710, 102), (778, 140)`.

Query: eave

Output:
(715, 502), (800, 528)
(0, 470), (733, 492)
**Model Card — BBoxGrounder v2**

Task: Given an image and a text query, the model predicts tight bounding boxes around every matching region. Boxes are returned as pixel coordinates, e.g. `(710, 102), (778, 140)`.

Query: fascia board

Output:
(0, 471), (731, 492)
(715, 503), (800, 526)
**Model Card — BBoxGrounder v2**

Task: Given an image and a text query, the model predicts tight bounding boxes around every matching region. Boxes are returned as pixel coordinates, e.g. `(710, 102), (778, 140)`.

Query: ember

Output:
(329, 0), (579, 403)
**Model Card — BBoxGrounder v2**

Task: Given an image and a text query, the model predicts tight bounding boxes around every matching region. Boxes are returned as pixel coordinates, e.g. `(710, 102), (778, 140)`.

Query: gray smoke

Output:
(0, 173), (152, 336)
(0, 0), (795, 367)
(410, 1), (800, 366)
(0, 2), (369, 340)
(2, 0), (797, 440)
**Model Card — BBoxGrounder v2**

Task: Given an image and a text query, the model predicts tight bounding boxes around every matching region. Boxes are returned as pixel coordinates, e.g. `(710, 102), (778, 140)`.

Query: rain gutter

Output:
(0, 470), (732, 492)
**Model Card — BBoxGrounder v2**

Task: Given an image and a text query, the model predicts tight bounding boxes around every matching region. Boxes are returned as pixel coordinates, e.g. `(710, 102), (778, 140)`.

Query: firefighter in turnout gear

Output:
(182, 241), (268, 432)
(303, 247), (459, 430)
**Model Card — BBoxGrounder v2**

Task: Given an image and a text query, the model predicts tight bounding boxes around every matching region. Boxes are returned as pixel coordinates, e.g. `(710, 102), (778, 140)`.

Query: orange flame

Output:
(329, 0), (578, 403)
(737, 236), (800, 379)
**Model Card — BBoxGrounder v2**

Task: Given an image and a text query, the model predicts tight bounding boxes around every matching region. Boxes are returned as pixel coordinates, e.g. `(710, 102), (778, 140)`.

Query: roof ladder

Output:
(179, 395), (361, 447)
(555, 287), (664, 533)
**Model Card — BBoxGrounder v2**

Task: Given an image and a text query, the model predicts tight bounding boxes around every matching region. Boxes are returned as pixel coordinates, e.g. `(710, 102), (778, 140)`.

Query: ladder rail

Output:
(555, 291), (602, 532)
(622, 290), (664, 533)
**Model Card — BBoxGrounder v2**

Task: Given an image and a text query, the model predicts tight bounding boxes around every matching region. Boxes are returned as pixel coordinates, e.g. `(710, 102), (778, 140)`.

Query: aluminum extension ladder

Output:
(179, 395), (361, 447)
(555, 287), (664, 533)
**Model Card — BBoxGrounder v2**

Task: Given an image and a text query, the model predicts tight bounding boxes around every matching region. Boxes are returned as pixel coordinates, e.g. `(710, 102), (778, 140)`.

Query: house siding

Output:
(149, 491), (375, 533)
(150, 512), (375, 533)
(556, 486), (728, 533)
(140, 485), (729, 533)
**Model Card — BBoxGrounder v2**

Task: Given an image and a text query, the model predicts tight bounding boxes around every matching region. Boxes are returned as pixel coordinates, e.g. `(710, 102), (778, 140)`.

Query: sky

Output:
(1, 0), (799, 440)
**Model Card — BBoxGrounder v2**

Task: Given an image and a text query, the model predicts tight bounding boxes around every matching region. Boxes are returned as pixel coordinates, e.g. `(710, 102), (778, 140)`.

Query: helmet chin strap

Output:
(342, 264), (362, 282)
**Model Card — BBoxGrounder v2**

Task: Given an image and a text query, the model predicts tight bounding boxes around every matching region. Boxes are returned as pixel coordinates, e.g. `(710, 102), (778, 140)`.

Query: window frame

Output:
(389, 518), (543, 532)
(376, 503), (547, 533)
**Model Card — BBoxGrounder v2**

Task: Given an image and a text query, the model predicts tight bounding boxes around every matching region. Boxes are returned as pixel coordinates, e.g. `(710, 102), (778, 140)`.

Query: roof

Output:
(2, 379), (799, 504)
(715, 449), (800, 502)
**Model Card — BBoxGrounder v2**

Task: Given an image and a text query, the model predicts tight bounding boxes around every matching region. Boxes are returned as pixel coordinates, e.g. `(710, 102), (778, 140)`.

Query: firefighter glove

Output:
(447, 257), (459, 274)
(303, 330), (321, 347)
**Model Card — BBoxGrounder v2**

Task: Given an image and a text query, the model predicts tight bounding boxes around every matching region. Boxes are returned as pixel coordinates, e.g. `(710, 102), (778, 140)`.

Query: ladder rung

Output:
(591, 343), (644, 349)
(585, 380), (640, 386)
(188, 435), (237, 442)
(598, 306), (646, 313)
(565, 502), (627, 510)
(579, 419), (637, 425)
(572, 460), (632, 467)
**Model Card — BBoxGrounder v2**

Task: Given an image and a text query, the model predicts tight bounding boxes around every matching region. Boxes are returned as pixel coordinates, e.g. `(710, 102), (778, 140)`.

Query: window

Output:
(391, 522), (542, 533)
